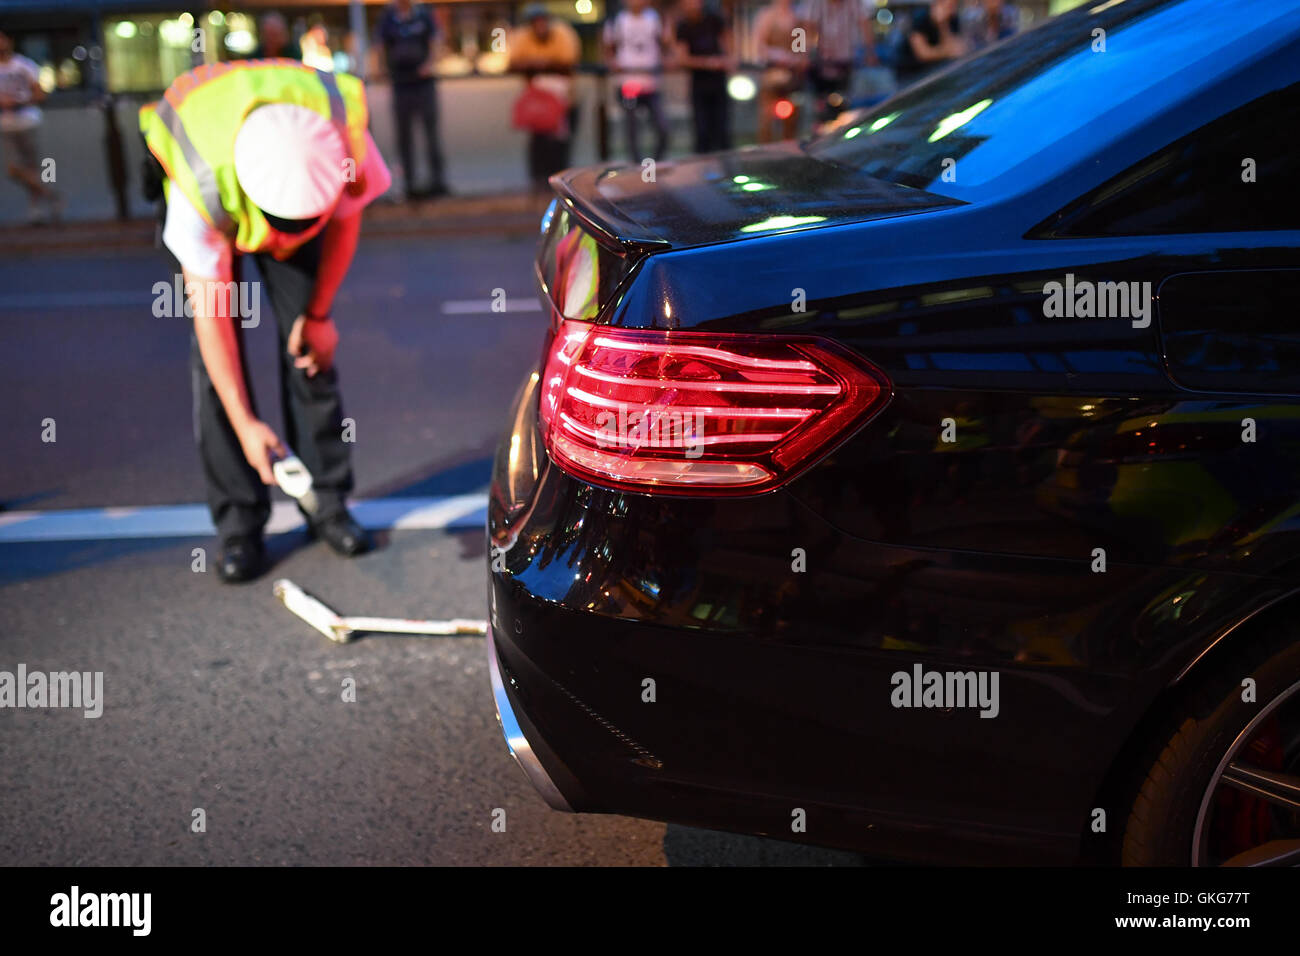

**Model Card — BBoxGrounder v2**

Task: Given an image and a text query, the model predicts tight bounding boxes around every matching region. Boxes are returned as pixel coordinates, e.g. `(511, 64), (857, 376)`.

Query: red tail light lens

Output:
(538, 320), (890, 495)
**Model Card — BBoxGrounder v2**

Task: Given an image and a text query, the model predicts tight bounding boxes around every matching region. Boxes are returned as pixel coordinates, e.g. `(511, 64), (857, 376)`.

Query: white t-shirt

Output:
(163, 129), (392, 278)
(604, 9), (663, 90)
(0, 54), (42, 132)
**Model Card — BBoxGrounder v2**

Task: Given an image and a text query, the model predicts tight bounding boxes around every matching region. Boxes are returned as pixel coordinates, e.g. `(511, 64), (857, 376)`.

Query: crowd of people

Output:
(444, 0), (1019, 194)
(0, 1), (1021, 220)
(349, 0), (1020, 200)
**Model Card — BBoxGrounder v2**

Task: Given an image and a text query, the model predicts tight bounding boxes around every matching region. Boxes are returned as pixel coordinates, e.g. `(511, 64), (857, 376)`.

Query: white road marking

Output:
(0, 291), (544, 314)
(0, 291), (152, 309)
(440, 298), (542, 314)
(0, 493), (488, 543)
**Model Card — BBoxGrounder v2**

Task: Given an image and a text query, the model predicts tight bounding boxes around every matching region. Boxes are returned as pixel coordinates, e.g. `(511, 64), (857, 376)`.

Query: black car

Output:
(486, 0), (1300, 866)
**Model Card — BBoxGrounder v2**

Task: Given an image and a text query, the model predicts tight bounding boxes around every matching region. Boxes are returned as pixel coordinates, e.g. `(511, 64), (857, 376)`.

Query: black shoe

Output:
(218, 535), (265, 583)
(310, 512), (372, 557)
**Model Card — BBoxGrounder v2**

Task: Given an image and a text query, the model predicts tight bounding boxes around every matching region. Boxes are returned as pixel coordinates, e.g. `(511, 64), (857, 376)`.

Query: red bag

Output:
(512, 82), (567, 135)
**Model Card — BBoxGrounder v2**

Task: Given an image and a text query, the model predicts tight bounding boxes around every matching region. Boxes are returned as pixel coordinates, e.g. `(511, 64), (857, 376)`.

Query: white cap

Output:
(233, 103), (346, 221)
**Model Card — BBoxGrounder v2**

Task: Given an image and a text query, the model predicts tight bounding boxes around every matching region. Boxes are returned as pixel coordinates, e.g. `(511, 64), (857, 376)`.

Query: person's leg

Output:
(392, 84), (418, 197)
(528, 132), (556, 212)
(562, 105), (579, 167)
(712, 90), (732, 151)
(191, 255), (270, 543)
(539, 132), (563, 182)
(782, 93), (800, 140)
(622, 94), (641, 163)
(4, 128), (57, 218)
(420, 78), (448, 193)
(527, 131), (547, 193)
(808, 62), (829, 119)
(756, 87), (775, 143)
(646, 90), (669, 160)
(253, 239), (354, 527)
(829, 62), (851, 116)
(690, 82), (708, 154)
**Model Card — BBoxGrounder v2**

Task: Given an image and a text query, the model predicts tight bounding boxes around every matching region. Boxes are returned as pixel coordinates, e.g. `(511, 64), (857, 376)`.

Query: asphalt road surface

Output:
(0, 233), (865, 866)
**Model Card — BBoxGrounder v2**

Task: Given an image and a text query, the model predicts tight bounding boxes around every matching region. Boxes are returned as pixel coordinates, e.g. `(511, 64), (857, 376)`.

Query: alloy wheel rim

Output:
(1191, 677), (1300, 866)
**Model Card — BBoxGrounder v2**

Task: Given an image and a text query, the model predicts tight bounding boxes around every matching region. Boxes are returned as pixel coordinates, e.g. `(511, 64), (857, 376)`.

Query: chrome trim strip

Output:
(486, 625), (573, 811)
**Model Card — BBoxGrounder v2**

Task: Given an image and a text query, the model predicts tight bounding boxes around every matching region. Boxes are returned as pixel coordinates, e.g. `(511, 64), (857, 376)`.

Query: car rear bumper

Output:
(482, 371), (1264, 864)
(486, 624), (573, 812)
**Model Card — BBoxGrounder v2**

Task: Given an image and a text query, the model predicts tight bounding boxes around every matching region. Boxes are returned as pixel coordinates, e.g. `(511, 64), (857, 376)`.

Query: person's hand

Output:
(236, 419), (287, 485)
(287, 314), (339, 378)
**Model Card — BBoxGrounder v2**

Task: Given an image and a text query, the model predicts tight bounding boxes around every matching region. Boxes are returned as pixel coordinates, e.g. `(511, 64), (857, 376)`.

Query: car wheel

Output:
(1122, 623), (1300, 866)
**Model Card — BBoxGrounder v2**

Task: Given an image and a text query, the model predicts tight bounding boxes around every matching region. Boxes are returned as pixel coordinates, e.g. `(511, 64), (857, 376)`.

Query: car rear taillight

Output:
(538, 320), (890, 495)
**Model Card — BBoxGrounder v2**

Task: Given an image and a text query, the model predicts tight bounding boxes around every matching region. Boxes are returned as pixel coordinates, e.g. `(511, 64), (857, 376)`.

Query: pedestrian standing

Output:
(0, 30), (62, 224)
(139, 60), (392, 581)
(801, 0), (876, 122)
(966, 0), (1019, 51)
(672, 0), (732, 154)
(378, 0), (450, 200)
(603, 0), (670, 163)
(895, 0), (966, 86)
(752, 0), (803, 142)
(509, 4), (581, 196)
(251, 12), (302, 60)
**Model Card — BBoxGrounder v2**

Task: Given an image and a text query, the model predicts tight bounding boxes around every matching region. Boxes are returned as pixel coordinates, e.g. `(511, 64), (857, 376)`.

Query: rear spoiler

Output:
(548, 166), (671, 260)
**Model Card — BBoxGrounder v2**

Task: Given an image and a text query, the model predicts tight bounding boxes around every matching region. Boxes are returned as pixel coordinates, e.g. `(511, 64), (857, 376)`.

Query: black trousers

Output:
(190, 236), (353, 541)
(619, 90), (668, 163)
(527, 106), (579, 189)
(689, 79), (731, 154)
(392, 78), (447, 194)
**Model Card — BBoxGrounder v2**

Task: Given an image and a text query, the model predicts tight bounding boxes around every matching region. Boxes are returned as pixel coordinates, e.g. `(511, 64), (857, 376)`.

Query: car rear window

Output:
(806, 0), (1299, 203)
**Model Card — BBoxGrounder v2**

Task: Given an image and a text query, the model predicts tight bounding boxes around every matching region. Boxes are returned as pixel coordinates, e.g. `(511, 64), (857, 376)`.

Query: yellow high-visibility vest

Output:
(140, 58), (369, 256)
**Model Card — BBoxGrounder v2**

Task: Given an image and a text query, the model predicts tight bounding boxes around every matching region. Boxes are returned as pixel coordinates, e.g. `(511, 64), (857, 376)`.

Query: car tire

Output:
(1122, 619), (1300, 866)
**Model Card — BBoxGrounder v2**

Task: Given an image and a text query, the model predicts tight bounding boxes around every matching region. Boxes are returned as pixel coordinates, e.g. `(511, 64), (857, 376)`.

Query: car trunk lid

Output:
(550, 141), (963, 252)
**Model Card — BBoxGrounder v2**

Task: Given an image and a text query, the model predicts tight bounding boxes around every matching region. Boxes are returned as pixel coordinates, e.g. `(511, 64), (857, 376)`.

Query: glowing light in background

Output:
(727, 74), (757, 101)
(159, 19), (192, 45)
(223, 30), (255, 54)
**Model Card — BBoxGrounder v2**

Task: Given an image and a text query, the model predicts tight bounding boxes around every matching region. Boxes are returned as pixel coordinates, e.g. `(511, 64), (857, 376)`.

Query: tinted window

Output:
(805, 0), (1299, 203)
(1040, 84), (1300, 237)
